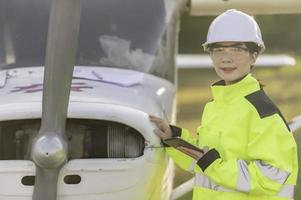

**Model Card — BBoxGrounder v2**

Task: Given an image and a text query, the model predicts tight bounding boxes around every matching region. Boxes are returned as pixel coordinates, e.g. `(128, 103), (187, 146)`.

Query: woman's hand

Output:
(149, 114), (209, 161)
(149, 115), (172, 140)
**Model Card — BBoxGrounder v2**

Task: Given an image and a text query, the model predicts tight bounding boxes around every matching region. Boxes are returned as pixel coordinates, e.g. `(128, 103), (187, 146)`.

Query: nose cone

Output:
(31, 135), (67, 169)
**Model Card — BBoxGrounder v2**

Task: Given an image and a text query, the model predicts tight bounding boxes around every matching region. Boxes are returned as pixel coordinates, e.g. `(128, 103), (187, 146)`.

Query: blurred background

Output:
(175, 13), (301, 200)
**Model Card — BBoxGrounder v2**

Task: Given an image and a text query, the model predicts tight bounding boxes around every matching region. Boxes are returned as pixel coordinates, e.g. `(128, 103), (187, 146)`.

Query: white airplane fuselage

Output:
(0, 66), (176, 199)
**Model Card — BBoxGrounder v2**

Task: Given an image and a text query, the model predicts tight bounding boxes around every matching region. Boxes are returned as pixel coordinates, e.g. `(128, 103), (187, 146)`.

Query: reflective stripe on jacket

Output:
(167, 74), (298, 200)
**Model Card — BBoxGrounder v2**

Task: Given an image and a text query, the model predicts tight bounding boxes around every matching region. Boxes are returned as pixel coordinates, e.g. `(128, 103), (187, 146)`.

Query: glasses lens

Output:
(210, 45), (249, 56)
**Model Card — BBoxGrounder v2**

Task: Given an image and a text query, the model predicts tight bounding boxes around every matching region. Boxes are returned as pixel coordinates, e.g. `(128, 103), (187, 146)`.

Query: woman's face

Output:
(209, 42), (257, 85)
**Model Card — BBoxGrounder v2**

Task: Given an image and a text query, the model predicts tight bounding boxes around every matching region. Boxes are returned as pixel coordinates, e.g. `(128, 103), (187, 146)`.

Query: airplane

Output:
(0, 0), (301, 200)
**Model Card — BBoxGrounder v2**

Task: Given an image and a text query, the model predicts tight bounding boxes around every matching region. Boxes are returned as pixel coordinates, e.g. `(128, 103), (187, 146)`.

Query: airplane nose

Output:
(32, 135), (67, 169)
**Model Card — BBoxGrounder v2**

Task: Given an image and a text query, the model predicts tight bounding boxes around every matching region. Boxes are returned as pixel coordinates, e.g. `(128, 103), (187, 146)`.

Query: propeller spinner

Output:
(31, 0), (81, 199)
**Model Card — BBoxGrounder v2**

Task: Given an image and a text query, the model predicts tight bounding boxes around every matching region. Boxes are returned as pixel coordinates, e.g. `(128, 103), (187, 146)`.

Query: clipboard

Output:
(163, 137), (204, 153)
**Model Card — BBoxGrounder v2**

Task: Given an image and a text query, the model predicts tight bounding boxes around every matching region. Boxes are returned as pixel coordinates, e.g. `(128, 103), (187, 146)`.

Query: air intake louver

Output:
(107, 125), (144, 158)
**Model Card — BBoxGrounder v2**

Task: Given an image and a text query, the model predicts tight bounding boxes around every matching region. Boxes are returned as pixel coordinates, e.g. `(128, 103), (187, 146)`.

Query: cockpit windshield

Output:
(0, 0), (173, 80)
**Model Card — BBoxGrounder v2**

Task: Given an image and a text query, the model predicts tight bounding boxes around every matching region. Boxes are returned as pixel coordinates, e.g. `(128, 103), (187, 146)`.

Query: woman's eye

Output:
(213, 48), (223, 52)
(232, 47), (243, 52)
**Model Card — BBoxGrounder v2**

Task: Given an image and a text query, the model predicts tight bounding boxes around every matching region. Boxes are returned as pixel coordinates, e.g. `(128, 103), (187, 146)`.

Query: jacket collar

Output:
(211, 74), (261, 104)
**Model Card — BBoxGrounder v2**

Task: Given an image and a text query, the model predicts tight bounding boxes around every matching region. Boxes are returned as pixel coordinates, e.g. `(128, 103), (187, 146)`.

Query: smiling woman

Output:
(176, 62), (301, 200)
(150, 9), (298, 200)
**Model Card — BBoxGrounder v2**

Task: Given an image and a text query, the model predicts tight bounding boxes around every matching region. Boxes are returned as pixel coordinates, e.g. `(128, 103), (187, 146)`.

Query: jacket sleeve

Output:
(197, 113), (298, 196)
(165, 126), (200, 172)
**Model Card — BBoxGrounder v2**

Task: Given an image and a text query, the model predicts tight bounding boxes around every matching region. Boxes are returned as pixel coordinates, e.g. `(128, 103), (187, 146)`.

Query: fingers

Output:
(154, 128), (169, 140)
(149, 115), (172, 139)
(149, 114), (159, 120)
(203, 146), (210, 153)
(149, 115), (165, 127)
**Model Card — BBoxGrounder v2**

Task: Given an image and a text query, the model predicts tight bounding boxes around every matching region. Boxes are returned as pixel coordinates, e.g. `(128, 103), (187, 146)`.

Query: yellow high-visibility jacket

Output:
(167, 74), (298, 200)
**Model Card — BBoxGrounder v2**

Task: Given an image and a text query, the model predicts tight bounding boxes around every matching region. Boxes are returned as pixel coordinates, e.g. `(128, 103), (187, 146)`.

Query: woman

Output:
(149, 9), (298, 200)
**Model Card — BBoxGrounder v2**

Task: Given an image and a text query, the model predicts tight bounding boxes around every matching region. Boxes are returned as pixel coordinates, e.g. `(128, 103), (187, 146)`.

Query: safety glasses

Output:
(209, 44), (250, 56)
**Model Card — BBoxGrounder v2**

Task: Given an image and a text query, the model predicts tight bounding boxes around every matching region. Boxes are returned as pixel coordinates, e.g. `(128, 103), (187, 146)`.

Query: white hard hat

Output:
(203, 9), (265, 53)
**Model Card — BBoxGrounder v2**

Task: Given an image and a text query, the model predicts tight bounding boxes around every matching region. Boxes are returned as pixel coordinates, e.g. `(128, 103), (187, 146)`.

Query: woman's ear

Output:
(250, 52), (258, 65)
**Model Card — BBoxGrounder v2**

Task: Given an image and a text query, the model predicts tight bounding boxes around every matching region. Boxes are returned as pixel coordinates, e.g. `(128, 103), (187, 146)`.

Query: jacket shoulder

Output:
(245, 90), (290, 130)
(245, 90), (278, 118)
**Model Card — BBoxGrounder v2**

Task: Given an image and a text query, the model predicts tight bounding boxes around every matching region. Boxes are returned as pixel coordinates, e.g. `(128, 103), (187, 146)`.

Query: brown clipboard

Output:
(163, 137), (204, 153)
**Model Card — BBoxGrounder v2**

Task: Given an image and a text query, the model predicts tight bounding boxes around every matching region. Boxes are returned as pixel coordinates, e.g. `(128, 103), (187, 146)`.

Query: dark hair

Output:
(244, 42), (261, 54)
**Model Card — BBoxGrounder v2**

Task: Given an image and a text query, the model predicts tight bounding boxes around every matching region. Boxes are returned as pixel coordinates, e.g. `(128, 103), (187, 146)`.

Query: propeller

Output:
(30, 0), (81, 199)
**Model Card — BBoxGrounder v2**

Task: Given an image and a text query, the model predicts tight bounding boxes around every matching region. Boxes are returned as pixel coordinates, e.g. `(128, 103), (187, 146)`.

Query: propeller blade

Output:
(31, 0), (81, 200)
(33, 168), (61, 200)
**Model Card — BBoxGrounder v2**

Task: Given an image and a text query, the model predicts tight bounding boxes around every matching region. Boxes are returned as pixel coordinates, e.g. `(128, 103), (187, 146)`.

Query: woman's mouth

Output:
(221, 67), (236, 73)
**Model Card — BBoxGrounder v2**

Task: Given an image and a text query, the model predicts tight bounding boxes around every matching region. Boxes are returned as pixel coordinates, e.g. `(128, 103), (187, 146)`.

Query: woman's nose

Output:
(220, 54), (233, 63)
